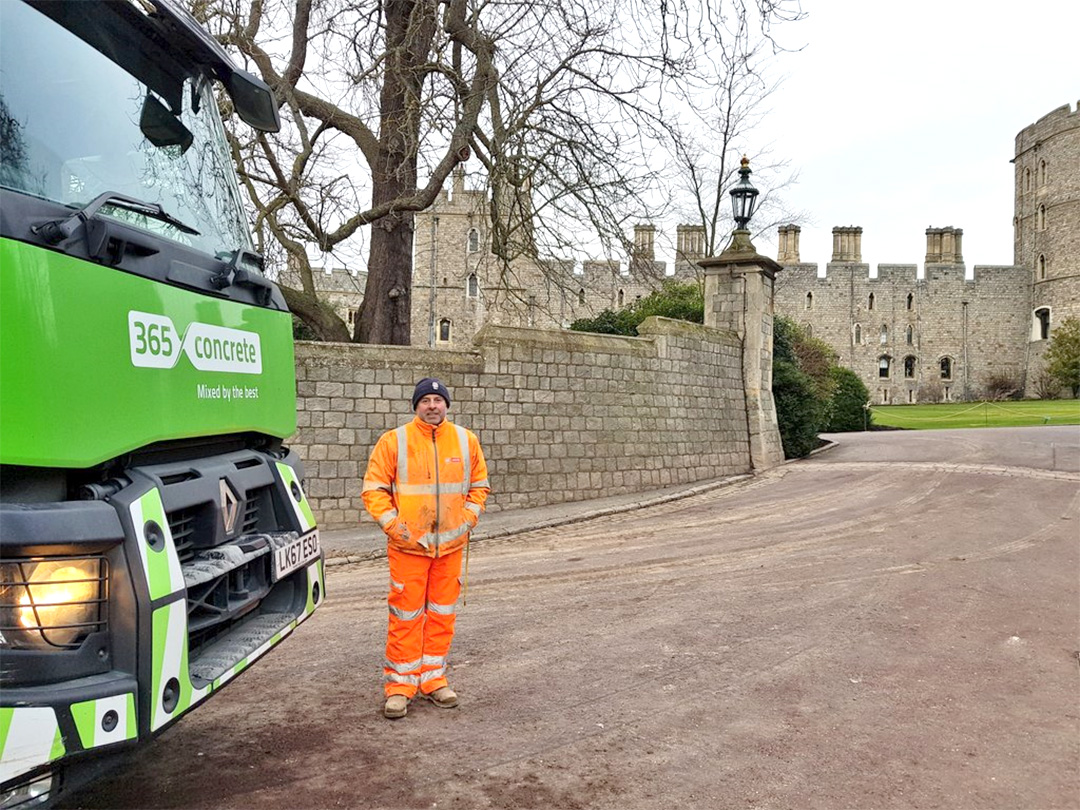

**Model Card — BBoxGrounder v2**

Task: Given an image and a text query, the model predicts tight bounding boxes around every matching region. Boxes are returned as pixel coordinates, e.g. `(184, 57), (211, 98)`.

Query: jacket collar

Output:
(411, 415), (450, 437)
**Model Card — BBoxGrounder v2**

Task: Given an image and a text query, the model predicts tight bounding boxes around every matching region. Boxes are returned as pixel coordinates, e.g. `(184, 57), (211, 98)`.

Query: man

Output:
(362, 377), (490, 719)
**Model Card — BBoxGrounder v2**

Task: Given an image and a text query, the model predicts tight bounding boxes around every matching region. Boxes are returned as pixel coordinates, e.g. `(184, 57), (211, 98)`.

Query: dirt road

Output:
(63, 427), (1080, 809)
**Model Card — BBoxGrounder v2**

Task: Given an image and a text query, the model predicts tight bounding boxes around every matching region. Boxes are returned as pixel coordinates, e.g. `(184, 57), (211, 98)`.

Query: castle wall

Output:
(775, 261), (1030, 403)
(292, 318), (750, 529)
(411, 176), (692, 350)
(1014, 101), (1080, 391)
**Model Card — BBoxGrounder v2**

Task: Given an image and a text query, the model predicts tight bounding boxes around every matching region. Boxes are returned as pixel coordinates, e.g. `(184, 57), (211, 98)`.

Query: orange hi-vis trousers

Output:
(384, 546), (463, 698)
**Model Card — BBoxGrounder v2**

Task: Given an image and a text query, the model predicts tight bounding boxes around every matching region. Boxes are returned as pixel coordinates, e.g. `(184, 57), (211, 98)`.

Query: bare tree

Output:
(192, 0), (803, 343)
(667, 8), (804, 259)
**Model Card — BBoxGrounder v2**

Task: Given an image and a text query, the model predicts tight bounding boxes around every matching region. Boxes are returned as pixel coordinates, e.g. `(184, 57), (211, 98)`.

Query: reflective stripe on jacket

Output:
(362, 416), (490, 557)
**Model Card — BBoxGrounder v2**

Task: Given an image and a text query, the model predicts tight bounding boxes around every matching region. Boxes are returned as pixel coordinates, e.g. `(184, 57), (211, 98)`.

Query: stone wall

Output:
(292, 317), (752, 529)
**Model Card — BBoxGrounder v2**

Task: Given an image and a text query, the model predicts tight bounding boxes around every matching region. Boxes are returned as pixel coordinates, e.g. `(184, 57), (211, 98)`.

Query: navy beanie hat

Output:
(412, 377), (451, 409)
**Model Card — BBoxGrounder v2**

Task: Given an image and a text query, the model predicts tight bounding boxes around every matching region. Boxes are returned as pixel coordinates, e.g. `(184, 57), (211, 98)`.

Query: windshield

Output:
(0, 1), (252, 257)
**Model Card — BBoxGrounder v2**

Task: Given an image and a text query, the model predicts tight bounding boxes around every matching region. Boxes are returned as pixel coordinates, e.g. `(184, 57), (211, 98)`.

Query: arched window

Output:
(618, 289), (624, 307)
(1034, 307), (1051, 341)
(805, 292), (813, 310)
(878, 356), (891, 379)
(906, 292), (914, 311)
(467, 228), (480, 253)
(940, 357), (953, 380)
(804, 323), (813, 338)
(1037, 205), (1046, 230)
(438, 318), (451, 342)
(854, 324), (862, 344)
(578, 288), (586, 305)
(1039, 159), (1047, 186)
(466, 273), (478, 298)
(868, 292), (875, 310)
(904, 356), (916, 379)
(1038, 255), (1047, 280)
(880, 324), (888, 344)
(905, 325), (914, 345)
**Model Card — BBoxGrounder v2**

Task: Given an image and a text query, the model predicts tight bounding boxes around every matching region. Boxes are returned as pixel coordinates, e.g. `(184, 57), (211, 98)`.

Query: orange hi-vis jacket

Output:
(362, 416), (490, 557)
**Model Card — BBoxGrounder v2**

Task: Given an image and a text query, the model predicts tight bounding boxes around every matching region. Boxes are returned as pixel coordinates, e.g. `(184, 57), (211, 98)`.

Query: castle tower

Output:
(925, 227), (964, 265)
(633, 224), (656, 262)
(831, 227), (862, 263)
(777, 224), (801, 264)
(675, 224), (706, 263)
(1014, 101), (1080, 347)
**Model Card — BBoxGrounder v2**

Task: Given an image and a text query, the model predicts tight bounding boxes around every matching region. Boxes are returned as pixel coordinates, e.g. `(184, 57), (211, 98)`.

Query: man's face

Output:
(415, 394), (448, 425)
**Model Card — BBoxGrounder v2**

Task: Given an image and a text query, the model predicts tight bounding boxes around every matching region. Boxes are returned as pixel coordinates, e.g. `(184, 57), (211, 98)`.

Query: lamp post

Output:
(726, 155), (759, 253)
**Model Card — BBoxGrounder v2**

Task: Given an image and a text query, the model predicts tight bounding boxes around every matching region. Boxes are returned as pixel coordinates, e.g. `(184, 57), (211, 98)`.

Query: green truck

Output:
(0, 2), (324, 806)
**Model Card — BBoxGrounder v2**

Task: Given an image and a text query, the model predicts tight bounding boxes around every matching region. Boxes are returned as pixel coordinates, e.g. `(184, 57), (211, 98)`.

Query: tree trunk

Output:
(280, 287), (353, 342)
(354, 0), (437, 345)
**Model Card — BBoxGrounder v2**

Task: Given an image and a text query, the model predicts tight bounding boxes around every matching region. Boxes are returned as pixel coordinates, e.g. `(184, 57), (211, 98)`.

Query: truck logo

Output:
(220, 480), (240, 536)
(128, 311), (262, 374)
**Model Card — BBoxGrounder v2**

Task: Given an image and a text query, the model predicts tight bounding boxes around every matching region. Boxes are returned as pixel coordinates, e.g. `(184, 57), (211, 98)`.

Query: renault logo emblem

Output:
(219, 479), (240, 536)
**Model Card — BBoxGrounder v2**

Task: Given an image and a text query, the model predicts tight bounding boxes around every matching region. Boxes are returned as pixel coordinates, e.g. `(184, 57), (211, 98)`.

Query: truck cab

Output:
(0, 2), (323, 806)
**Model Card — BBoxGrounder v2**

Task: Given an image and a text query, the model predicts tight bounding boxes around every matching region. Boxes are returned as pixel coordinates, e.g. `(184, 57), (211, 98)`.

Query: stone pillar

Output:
(777, 224), (801, 264)
(700, 234), (785, 471)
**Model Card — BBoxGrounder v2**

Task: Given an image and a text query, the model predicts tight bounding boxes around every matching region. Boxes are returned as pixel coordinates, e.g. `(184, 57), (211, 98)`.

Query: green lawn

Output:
(869, 399), (1080, 430)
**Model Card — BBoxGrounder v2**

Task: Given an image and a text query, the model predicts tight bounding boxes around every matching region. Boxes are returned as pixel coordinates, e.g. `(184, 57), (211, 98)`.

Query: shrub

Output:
(826, 366), (871, 432)
(983, 371), (1022, 401)
(1045, 317), (1080, 397)
(570, 280), (703, 336)
(773, 357), (823, 457)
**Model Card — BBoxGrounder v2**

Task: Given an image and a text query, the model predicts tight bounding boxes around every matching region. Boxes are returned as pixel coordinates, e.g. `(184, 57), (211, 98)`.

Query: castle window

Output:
(1039, 160), (1047, 186)
(1034, 307), (1051, 340)
(1024, 168), (1031, 192)
(347, 308), (358, 330)
(578, 288), (586, 305)
(438, 318), (452, 342)
(880, 325), (888, 344)
(805, 292), (813, 310)
(1037, 205), (1046, 230)
(467, 273), (479, 299)
(618, 289), (624, 307)
(906, 292), (914, 311)
(854, 324), (862, 344)
(940, 357), (953, 380)
(1038, 255), (1047, 280)
(906, 325), (914, 345)
(880, 388), (890, 404)
(467, 228), (480, 253)
(944, 386), (952, 402)
(908, 390), (915, 403)
(904, 355), (916, 379)
(878, 356), (891, 379)
(804, 323), (813, 338)
(868, 293), (875, 310)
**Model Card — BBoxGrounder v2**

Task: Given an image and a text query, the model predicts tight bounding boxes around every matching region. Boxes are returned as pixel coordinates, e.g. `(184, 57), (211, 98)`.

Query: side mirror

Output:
(226, 69), (280, 133)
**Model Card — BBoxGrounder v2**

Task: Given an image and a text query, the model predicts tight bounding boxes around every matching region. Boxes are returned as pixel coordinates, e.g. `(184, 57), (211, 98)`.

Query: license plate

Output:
(273, 529), (321, 581)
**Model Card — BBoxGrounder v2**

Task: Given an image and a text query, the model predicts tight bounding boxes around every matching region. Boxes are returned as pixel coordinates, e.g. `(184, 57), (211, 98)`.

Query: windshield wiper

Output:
(32, 191), (200, 245)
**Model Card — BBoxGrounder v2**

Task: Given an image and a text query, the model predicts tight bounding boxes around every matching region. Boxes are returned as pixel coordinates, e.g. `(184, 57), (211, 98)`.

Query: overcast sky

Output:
(746, 0), (1079, 271)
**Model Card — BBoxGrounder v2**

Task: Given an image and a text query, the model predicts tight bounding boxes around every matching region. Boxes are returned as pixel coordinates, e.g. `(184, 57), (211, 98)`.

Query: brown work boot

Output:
(383, 694), (409, 719)
(423, 686), (459, 709)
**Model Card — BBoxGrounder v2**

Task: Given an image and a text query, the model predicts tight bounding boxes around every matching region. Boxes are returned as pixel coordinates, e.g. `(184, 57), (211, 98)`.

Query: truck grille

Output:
(168, 507), (198, 563)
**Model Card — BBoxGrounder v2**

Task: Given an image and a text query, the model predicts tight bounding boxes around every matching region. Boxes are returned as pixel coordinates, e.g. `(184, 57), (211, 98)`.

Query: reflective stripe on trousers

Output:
(384, 546), (463, 698)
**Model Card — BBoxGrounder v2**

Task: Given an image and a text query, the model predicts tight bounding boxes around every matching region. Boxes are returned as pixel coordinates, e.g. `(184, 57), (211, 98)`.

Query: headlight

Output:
(0, 557), (106, 650)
